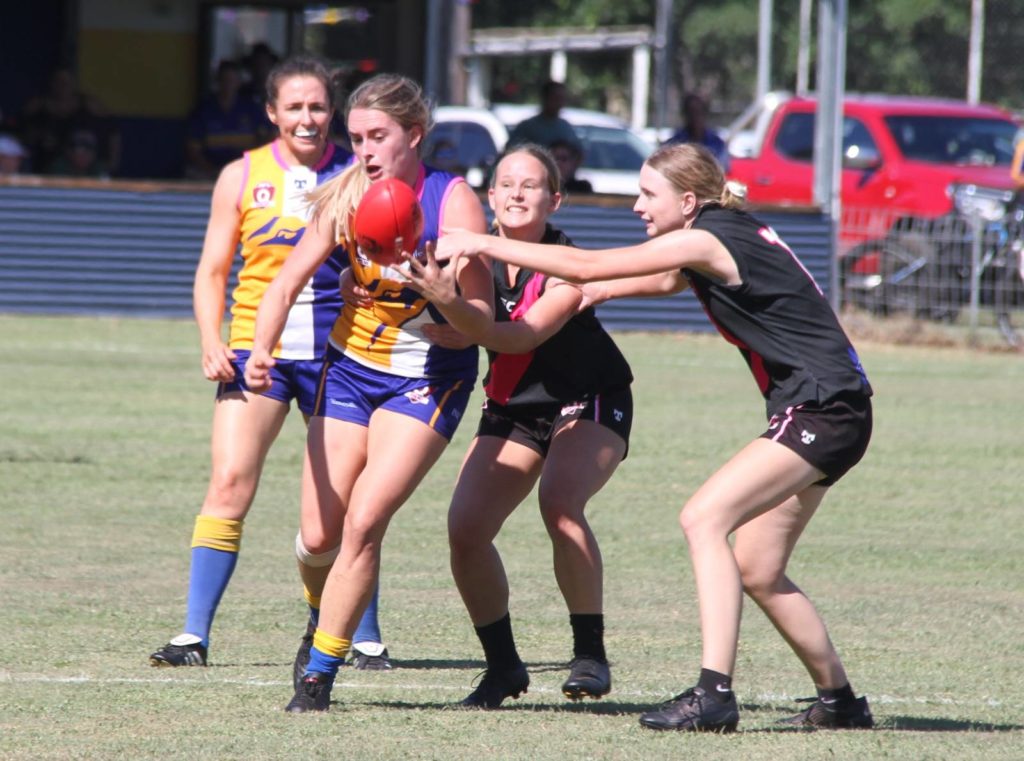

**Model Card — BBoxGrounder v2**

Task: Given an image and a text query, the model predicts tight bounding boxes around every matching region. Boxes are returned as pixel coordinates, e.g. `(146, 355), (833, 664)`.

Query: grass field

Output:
(2, 313), (1022, 760)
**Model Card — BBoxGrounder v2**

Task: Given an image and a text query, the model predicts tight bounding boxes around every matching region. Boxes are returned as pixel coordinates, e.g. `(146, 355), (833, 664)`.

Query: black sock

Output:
(569, 613), (606, 663)
(697, 667), (733, 701)
(474, 613), (522, 671)
(817, 683), (856, 706)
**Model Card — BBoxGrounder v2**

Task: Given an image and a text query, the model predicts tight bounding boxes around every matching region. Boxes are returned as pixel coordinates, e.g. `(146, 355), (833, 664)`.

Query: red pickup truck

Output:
(727, 93), (1021, 314)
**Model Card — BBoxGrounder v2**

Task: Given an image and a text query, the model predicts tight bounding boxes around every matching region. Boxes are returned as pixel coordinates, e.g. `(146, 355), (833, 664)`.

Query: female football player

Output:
(434, 142), (875, 732)
(245, 73), (493, 712)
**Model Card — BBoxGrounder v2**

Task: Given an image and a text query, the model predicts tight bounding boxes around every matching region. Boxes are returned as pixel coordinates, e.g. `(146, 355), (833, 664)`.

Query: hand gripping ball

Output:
(353, 177), (424, 267)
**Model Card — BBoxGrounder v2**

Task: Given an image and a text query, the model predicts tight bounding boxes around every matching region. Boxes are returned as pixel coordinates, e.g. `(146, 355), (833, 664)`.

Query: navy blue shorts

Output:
(314, 345), (475, 441)
(761, 393), (872, 486)
(476, 387), (633, 458)
(216, 349), (323, 415)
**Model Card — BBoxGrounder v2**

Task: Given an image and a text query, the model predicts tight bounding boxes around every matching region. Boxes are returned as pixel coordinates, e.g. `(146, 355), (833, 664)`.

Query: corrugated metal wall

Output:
(0, 184), (832, 331)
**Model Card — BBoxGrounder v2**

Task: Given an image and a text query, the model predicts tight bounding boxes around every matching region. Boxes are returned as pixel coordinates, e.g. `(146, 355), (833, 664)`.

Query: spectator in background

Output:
(49, 128), (110, 178)
(507, 80), (582, 153)
(20, 67), (120, 175)
(666, 93), (730, 172)
(549, 138), (593, 194)
(0, 134), (28, 175)
(185, 59), (270, 180)
(239, 42), (280, 108)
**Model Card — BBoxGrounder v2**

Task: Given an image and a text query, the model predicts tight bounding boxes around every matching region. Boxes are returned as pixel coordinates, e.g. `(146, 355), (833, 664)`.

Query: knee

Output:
(737, 558), (783, 600)
(448, 520), (475, 561)
(206, 463), (256, 508)
(342, 509), (386, 556)
(448, 508), (493, 564)
(538, 486), (586, 539)
(678, 500), (709, 543)
(295, 532), (339, 566)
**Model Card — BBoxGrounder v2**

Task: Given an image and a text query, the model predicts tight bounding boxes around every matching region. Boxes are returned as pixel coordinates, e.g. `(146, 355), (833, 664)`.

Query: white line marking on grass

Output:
(1, 675), (1010, 708)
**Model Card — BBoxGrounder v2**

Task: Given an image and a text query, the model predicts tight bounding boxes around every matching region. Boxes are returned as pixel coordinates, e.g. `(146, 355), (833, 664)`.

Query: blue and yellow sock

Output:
(307, 630), (350, 679)
(183, 515), (243, 646)
(352, 582), (382, 644)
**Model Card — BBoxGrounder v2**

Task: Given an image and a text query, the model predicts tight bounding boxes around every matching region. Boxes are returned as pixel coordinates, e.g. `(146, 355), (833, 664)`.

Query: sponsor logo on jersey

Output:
(253, 182), (275, 207)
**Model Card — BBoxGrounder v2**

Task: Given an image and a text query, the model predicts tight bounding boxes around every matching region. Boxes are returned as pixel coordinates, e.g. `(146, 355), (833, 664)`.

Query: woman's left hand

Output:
(399, 241), (458, 306)
(422, 322), (474, 349)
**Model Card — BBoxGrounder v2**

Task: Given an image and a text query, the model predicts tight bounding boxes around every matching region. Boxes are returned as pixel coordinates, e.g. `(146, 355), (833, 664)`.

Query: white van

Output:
(427, 105), (654, 195)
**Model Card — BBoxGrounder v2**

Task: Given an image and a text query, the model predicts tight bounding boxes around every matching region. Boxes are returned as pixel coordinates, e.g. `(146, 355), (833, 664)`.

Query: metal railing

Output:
(839, 198), (1024, 348)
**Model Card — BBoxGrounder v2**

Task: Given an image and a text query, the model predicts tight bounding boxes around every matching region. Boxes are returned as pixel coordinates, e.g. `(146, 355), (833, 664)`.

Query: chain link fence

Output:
(839, 198), (1024, 348)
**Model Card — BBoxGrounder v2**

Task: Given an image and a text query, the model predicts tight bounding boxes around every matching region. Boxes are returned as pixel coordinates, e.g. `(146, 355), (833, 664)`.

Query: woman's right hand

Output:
(200, 340), (237, 382)
(340, 266), (373, 308)
(434, 230), (487, 264)
(244, 347), (276, 392)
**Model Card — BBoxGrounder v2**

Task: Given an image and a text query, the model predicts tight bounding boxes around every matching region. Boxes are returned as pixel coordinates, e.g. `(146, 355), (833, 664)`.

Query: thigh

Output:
(209, 391), (290, 479)
(300, 415), (368, 548)
(732, 484), (828, 579)
(686, 438), (827, 535)
(449, 435), (544, 543)
(539, 419), (626, 509)
(342, 409), (451, 542)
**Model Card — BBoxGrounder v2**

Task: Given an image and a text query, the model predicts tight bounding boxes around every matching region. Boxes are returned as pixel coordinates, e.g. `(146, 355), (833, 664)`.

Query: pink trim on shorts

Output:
(769, 405), (798, 442)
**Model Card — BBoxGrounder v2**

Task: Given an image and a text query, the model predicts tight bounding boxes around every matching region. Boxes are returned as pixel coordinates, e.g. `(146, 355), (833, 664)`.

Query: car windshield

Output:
(572, 125), (652, 171)
(423, 122), (499, 174)
(883, 115), (1018, 166)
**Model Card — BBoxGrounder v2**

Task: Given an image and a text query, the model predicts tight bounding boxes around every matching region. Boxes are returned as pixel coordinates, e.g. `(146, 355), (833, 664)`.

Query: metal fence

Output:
(0, 181), (834, 335)
(839, 199), (1024, 347)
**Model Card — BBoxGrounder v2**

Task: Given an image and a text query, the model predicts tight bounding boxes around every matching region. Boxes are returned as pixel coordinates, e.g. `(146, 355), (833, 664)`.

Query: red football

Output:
(353, 177), (424, 267)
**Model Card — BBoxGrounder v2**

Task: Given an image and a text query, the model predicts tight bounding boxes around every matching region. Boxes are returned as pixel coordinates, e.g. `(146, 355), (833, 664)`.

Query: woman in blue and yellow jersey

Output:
(150, 56), (388, 672)
(244, 73), (493, 712)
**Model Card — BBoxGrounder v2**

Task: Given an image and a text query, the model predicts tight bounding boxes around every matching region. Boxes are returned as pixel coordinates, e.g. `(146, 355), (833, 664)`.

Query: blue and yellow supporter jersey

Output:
(229, 140), (351, 359)
(328, 165), (478, 379)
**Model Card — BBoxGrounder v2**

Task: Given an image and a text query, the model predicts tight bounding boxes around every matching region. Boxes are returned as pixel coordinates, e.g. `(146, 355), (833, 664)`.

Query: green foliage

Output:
(2, 314), (1024, 759)
(472, 0), (1024, 119)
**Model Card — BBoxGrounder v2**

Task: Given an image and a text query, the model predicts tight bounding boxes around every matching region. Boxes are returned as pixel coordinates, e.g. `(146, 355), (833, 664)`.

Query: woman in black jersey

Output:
(433, 143), (875, 732)
(405, 145), (672, 709)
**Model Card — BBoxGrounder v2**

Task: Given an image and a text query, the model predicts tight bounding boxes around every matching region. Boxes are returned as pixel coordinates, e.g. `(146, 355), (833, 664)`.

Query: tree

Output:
(473, 0), (1024, 121)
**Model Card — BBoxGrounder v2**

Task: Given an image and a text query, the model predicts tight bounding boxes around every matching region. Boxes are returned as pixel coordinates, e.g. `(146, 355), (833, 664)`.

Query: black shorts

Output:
(761, 393), (872, 486)
(476, 387), (633, 458)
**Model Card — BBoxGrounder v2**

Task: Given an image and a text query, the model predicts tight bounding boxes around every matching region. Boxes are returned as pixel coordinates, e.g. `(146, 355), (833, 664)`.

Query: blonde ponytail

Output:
(306, 161), (371, 241)
(720, 179), (747, 209)
(647, 143), (745, 209)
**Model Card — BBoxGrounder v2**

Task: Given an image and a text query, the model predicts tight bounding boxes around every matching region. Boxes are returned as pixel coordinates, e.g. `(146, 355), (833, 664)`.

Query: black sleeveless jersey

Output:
(687, 204), (872, 416)
(483, 225), (633, 407)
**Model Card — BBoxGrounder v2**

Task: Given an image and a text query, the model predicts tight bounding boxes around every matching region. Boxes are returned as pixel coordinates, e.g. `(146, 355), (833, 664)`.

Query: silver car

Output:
(427, 104), (654, 195)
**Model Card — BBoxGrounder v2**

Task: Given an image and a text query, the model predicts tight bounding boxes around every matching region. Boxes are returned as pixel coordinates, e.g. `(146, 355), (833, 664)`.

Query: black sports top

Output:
(483, 225), (633, 407)
(687, 204), (872, 416)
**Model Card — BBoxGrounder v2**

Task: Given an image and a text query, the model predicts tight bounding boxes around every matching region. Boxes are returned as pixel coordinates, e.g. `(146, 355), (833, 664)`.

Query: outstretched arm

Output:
(580, 269), (689, 309)
(405, 182), (493, 340)
(435, 227), (730, 284)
